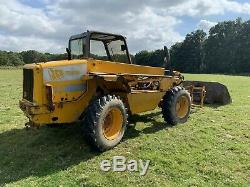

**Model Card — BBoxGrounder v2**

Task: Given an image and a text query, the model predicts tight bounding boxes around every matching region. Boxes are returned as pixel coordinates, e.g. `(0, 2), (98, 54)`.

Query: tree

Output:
(0, 51), (10, 66)
(134, 50), (165, 67)
(20, 50), (48, 64)
(44, 53), (67, 61)
(170, 42), (184, 71)
(7, 52), (24, 66)
(0, 51), (24, 66)
(170, 30), (207, 73)
(203, 19), (243, 73)
(234, 20), (250, 73)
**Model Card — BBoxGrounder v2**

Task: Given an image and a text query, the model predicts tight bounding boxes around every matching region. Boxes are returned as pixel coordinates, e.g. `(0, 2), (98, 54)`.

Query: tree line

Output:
(0, 50), (67, 66)
(137, 18), (250, 74)
(1, 18), (249, 74)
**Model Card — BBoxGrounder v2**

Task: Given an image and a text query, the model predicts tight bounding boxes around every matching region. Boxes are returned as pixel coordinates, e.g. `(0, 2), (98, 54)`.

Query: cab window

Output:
(70, 38), (86, 59)
(90, 40), (109, 60)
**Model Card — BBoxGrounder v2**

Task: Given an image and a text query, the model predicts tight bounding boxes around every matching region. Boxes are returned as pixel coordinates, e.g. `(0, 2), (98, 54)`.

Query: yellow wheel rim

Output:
(102, 108), (123, 140)
(176, 96), (189, 118)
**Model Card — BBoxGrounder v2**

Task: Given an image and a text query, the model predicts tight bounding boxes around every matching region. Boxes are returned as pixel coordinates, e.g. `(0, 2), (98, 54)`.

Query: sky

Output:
(0, 0), (250, 54)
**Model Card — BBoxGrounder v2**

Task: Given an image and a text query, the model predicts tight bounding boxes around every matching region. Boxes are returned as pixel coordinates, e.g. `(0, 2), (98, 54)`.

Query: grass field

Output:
(0, 69), (249, 187)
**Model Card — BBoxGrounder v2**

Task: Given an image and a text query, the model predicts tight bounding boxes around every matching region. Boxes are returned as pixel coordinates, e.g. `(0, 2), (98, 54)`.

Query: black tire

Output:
(162, 86), (191, 125)
(83, 95), (128, 152)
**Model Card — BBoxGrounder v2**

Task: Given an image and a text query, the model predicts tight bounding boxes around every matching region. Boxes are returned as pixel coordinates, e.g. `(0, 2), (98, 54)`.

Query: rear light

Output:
(45, 84), (55, 111)
(23, 69), (34, 101)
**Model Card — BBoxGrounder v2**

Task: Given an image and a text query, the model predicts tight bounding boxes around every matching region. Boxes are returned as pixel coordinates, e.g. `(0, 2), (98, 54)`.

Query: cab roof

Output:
(69, 30), (126, 41)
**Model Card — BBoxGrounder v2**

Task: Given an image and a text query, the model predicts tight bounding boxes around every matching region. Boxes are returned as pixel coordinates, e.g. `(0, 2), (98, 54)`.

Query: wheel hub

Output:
(175, 96), (189, 118)
(103, 108), (123, 140)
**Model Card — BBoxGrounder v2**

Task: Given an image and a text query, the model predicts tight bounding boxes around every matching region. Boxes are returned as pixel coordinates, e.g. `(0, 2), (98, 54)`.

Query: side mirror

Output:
(121, 44), (126, 51)
(163, 46), (173, 74)
(66, 48), (71, 60)
(163, 46), (170, 64)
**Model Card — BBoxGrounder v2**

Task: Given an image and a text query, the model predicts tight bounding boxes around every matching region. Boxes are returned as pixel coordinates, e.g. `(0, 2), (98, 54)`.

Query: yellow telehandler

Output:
(19, 31), (191, 151)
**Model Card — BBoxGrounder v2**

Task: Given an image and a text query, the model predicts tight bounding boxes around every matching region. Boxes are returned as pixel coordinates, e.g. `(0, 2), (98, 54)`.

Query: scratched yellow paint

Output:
(20, 59), (179, 125)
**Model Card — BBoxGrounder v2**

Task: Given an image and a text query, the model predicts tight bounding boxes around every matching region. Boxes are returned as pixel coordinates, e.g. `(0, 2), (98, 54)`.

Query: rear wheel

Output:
(162, 86), (191, 125)
(83, 95), (128, 151)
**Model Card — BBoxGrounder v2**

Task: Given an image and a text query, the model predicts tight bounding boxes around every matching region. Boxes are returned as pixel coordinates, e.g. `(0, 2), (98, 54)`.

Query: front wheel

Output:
(83, 95), (128, 151)
(162, 86), (191, 125)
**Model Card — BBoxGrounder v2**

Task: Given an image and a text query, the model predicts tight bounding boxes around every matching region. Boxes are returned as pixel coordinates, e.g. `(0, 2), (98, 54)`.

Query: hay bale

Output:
(183, 81), (232, 105)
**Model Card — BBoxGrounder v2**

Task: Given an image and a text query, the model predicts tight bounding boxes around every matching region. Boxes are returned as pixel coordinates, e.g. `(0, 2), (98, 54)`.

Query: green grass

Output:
(0, 69), (249, 187)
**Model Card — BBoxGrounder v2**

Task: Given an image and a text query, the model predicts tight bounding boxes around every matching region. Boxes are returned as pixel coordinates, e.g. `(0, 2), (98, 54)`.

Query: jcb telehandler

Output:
(19, 31), (191, 151)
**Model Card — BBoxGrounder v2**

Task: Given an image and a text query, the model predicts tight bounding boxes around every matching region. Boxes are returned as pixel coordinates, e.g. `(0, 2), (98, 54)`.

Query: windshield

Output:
(70, 38), (86, 59)
(107, 40), (128, 63)
(90, 39), (129, 63)
(90, 40), (109, 60)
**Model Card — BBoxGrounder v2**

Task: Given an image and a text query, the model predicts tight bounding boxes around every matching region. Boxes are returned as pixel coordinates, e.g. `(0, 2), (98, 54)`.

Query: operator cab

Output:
(67, 31), (131, 64)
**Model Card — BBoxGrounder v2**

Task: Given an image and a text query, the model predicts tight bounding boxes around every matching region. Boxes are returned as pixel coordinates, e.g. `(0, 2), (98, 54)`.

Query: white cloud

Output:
(222, 0), (250, 14)
(197, 20), (217, 33)
(0, 0), (250, 53)
(0, 34), (65, 52)
(0, 1), (56, 37)
(168, 0), (250, 17)
(0, 0), (73, 53)
(125, 8), (184, 52)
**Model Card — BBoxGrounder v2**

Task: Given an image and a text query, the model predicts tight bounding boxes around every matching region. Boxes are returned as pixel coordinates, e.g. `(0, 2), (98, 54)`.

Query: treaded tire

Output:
(162, 86), (191, 125)
(83, 95), (128, 152)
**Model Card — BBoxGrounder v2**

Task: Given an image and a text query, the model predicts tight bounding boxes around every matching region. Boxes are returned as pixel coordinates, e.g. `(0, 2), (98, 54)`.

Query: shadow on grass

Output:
(205, 104), (225, 109)
(222, 73), (250, 77)
(124, 111), (173, 140)
(0, 111), (169, 185)
(0, 124), (99, 185)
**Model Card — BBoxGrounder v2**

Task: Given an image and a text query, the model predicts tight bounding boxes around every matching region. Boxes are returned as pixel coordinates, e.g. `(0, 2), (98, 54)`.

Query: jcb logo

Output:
(48, 69), (65, 81)
(43, 64), (87, 83)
